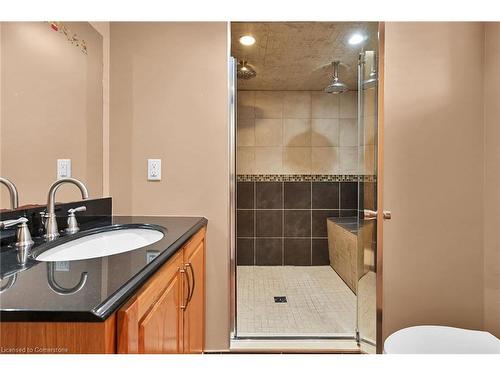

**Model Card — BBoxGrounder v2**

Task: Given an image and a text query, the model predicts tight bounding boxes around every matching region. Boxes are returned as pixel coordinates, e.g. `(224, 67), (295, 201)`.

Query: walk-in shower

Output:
(230, 21), (380, 352)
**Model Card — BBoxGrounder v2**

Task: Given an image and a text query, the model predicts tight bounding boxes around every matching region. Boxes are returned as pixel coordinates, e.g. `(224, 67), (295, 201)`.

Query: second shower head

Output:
(237, 60), (257, 80)
(324, 61), (349, 94)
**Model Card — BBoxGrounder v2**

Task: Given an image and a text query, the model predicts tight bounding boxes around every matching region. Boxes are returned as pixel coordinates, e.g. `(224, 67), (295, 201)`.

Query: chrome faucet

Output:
(0, 177), (19, 209)
(44, 178), (89, 240)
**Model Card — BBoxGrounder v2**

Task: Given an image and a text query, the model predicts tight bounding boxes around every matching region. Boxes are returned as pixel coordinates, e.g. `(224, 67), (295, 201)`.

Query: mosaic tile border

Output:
(237, 174), (377, 183)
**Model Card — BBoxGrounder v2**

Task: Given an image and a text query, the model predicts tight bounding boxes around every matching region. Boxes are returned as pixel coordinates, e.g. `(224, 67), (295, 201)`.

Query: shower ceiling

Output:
(231, 22), (378, 91)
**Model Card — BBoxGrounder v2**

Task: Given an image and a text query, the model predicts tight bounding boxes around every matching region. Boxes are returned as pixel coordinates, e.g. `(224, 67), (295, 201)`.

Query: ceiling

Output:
(231, 22), (378, 91)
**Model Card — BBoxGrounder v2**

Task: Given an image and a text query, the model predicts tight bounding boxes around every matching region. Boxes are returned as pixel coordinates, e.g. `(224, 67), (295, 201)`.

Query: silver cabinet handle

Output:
(180, 267), (190, 310)
(186, 263), (195, 303)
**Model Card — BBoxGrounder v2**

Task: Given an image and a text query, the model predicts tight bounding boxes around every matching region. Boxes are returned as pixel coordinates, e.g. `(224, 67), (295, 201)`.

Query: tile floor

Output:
(236, 265), (357, 337)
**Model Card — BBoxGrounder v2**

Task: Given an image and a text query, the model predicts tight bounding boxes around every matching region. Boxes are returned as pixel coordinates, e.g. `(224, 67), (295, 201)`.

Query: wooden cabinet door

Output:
(182, 229), (205, 353)
(117, 227), (206, 354)
(139, 271), (183, 353)
(118, 251), (184, 354)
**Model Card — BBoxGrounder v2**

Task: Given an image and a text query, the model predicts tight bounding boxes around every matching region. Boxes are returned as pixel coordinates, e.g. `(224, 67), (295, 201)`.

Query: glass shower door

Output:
(356, 49), (378, 353)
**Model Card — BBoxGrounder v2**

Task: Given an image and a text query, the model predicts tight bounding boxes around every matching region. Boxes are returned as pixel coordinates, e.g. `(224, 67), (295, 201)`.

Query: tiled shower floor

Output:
(236, 266), (356, 337)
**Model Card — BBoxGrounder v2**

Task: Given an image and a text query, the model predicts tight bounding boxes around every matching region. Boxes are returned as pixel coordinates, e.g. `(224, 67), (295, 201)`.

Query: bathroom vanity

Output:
(0, 213), (207, 354)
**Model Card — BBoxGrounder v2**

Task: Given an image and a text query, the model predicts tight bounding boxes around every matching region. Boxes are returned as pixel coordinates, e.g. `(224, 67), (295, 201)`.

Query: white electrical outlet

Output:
(146, 250), (160, 264)
(147, 159), (162, 181)
(57, 159), (71, 179)
(55, 261), (70, 272)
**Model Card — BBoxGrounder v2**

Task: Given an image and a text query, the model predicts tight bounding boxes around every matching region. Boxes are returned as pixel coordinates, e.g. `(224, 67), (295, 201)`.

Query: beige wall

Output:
(109, 22), (230, 350)
(483, 23), (500, 337)
(237, 90), (359, 175)
(0, 22), (103, 208)
(383, 23), (486, 339)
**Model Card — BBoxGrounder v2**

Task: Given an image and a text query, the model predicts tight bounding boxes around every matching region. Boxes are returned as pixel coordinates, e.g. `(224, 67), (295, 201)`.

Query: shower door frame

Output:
(374, 22), (385, 354)
(355, 23), (385, 354)
(227, 22), (386, 353)
(228, 45), (237, 340)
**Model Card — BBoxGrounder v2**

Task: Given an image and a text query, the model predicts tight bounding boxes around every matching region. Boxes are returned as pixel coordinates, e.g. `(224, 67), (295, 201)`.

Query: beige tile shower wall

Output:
(109, 22), (229, 351)
(237, 90), (359, 175)
(483, 23), (500, 338)
(360, 86), (377, 175)
(0, 22), (103, 207)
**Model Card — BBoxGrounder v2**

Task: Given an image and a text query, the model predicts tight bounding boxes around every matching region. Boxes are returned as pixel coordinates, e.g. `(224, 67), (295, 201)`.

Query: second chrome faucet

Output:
(43, 178), (89, 240)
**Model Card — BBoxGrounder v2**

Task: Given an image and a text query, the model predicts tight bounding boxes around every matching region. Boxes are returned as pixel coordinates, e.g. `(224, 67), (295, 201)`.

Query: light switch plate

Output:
(147, 159), (162, 181)
(57, 159), (71, 179)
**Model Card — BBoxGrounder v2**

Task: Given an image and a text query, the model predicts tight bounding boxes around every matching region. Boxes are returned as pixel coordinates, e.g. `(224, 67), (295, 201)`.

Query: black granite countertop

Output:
(0, 216), (207, 322)
(327, 216), (359, 234)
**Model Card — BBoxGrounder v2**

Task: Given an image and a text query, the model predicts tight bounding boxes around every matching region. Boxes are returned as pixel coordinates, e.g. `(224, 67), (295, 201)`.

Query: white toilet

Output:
(384, 325), (500, 354)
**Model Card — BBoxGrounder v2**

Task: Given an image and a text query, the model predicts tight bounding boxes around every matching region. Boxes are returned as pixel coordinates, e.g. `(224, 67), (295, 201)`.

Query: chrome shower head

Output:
(324, 61), (349, 94)
(237, 60), (257, 80)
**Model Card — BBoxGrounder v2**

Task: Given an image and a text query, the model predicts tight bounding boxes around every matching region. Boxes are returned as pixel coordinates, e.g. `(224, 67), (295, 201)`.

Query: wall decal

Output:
(48, 22), (87, 55)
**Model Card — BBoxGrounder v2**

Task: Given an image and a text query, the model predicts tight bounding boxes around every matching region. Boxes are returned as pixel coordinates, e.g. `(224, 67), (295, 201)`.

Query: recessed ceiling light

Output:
(239, 35), (256, 46)
(348, 33), (366, 45)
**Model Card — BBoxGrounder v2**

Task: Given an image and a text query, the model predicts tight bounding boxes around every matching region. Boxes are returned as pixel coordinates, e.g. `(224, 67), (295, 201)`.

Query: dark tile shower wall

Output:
(236, 181), (358, 266)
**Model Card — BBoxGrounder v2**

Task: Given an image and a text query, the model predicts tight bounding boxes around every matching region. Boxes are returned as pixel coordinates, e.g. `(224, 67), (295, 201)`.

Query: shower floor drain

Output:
(274, 296), (287, 303)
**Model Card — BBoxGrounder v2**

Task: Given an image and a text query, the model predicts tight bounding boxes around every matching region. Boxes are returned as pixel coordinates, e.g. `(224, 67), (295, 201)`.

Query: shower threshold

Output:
(229, 337), (360, 353)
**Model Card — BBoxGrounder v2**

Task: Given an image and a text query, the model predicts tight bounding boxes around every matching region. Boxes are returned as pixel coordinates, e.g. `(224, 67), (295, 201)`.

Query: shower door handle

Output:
(363, 209), (377, 221)
(363, 209), (392, 220)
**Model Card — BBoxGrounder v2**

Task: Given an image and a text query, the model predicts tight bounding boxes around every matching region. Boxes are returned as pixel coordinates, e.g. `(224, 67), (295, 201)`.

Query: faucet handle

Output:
(0, 217), (28, 230)
(0, 217), (34, 250)
(38, 211), (48, 236)
(68, 206), (86, 214)
(66, 206), (86, 234)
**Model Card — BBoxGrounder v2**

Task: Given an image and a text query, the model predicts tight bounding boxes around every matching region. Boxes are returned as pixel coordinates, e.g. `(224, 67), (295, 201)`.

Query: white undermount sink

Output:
(35, 227), (165, 262)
